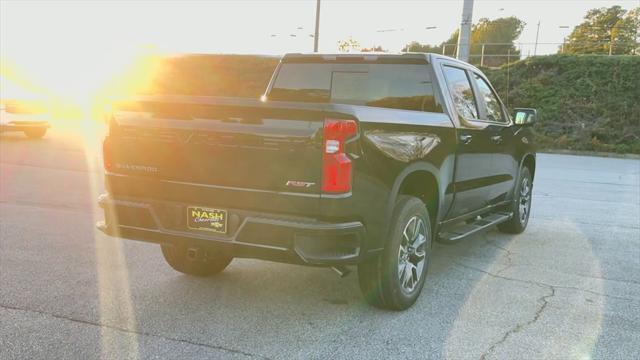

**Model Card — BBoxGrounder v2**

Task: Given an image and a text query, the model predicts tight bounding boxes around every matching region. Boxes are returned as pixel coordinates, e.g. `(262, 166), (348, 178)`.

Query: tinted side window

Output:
(331, 64), (443, 113)
(442, 66), (478, 120)
(473, 74), (506, 123)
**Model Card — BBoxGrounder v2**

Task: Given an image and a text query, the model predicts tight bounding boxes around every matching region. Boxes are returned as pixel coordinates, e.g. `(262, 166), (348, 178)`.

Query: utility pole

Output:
(456, 0), (474, 62)
(534, 21), (540, 56)
(313, 0), (321, 52)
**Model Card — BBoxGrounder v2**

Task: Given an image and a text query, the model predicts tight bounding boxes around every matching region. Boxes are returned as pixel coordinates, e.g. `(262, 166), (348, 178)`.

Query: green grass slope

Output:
(143, 54), (279, 98)
(484, 55), (640, 153)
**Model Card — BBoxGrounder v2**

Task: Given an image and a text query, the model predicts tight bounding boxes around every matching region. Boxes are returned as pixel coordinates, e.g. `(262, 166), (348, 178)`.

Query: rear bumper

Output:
(96, 194), (366, 265)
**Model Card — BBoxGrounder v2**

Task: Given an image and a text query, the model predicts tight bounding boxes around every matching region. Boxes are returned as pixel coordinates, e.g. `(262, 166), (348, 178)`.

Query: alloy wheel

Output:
(519, 177), (532, 224)
(397, 216), (428, 293)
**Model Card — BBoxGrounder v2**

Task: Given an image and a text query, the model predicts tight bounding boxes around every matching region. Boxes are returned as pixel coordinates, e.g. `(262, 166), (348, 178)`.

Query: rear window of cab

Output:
(268, 63), (444, 113)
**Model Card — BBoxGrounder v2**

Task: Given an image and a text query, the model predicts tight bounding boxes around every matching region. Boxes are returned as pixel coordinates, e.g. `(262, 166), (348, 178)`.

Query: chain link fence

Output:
(441, 41), (640, 68)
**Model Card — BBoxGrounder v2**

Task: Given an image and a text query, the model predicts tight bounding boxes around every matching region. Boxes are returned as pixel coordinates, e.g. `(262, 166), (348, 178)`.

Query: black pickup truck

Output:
(97, 53), (537, 310)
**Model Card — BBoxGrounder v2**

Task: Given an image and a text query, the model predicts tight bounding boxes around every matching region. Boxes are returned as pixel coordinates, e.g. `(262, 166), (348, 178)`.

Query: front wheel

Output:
(358, 195), (432, 310)
(161, 243), (233, 277)
(498, 167), (533, 234)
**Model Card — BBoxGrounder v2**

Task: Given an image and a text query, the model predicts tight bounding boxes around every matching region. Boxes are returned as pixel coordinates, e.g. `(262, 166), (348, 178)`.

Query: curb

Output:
(539, 149), (640, 159)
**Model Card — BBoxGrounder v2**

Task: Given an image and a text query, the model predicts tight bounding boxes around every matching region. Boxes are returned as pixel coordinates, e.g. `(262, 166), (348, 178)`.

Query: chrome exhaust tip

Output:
(331, 266), (351, 278)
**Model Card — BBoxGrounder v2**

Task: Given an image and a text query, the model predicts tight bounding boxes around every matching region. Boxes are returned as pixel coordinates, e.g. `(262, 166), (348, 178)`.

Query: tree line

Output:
(348, 5), (639, 67)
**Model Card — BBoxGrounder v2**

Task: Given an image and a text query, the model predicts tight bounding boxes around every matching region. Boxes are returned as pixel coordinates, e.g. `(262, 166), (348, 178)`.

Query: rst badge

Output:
(285, 180), (316, 188)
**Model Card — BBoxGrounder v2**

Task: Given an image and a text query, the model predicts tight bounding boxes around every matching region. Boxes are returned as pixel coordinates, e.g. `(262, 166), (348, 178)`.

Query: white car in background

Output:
(0, 101), (50, 139)
(0, 77), (51, 139)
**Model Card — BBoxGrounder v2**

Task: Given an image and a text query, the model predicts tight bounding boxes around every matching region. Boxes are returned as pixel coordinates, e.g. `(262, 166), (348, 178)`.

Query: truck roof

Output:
(282, 52), (474, 68)
(282, 52), (428, 63)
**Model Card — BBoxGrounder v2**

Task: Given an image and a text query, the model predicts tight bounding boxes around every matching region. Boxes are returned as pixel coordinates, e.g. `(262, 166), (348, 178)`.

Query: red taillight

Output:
(322, 119), (357, 193)
(102, 137), (112, 171)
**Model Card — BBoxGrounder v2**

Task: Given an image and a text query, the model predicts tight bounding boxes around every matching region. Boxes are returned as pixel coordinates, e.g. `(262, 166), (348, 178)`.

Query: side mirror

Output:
(513, 108), (537, 126)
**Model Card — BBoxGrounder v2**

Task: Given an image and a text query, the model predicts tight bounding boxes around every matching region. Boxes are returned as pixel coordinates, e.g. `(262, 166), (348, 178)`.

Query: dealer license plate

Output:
(187, 206), (227, 233)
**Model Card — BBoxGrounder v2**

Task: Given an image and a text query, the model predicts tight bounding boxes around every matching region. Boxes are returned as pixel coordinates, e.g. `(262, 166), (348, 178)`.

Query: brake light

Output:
(102, 137), (112, 171)
(322, 119), (357, 193)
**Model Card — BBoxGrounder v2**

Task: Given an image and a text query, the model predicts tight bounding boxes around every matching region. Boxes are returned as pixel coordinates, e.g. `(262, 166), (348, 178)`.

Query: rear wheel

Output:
(498, 167), (533, 234)
(24, 128), (47, 139)
(161, 243), (233, 277)
(358, 195), (432, 310)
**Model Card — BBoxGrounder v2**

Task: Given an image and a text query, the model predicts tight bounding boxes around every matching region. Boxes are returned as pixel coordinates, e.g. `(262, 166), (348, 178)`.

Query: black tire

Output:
(358, 195), (432, 310)
(24, 128), (47, 139)
(161, 243), (233, 277)
(498, 167), (533, 234)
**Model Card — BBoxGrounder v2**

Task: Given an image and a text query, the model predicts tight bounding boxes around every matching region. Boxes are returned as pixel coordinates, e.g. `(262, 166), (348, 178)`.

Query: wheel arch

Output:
(387, 163), (443, 233)
(520, 153), (536, 181)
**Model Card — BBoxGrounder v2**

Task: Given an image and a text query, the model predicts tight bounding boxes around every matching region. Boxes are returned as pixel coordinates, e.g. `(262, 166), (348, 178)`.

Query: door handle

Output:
(491, 135), (503, 144)
(459, 134), (473, 145)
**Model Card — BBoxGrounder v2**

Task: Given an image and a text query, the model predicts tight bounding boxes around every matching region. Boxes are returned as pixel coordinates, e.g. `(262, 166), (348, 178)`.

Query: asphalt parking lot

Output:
(1, 125), (639, 359)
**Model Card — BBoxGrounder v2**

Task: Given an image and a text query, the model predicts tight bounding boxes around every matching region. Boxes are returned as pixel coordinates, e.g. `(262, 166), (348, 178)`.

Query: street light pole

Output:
(314, 0), (321, 52)
(456, 0), (474, 62)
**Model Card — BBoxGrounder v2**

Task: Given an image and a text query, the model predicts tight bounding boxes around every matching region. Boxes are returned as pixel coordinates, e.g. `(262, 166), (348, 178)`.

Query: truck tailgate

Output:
(105, 97), (330, 214)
